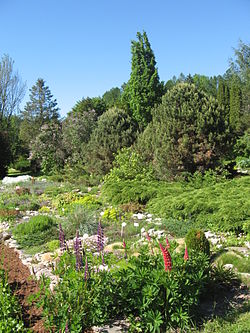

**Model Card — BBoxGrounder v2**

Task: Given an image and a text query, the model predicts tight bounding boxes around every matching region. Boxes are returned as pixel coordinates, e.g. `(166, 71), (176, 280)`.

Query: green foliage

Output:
(71, 96), (107, 118)
(45, 239), (60, 252)
(12, 156), (30, 172)
(20, 78), (59, 150)
(122, 31), (163, 128)
(0, 270), (27, 332)
(103, 175), (250, 232)
(86, 107), (137, 175)
(104, 147), (153, 184)
(230, 77), (242, 132)
(137, 83), (230, 179)
(30, 121), (64, 174)
(216, 252), (250, 273)
(102, 87), (122, 108)
(101, 207), (121, 223)
(63, 206), (99, 238)
(197, 302), (250, 333)
(62, 109), (97, 168)
(13, 215), (58, 248)
(185, 229), (210, 256)
(40, 244), (211, 332)
(0, 130), (11, 178)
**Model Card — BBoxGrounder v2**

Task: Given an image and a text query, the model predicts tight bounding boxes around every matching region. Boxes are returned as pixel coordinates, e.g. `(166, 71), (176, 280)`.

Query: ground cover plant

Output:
(12, 215), (58, 248)
(0, 269), (27, 332)
(103, 175), (250, 233)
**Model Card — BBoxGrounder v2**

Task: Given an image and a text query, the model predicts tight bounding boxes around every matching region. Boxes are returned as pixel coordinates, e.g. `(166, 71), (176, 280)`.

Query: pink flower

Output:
(146, 232), (151, 242)
(159, 242), (172, 271)
(123, 239), (127, 259)
(165, 237), (170, 250)
(184, 246), (189, 261)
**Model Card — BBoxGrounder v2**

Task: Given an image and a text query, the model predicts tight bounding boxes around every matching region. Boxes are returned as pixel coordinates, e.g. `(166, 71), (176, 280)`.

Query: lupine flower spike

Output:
(97, 220), (105, 264)
(146, 232), (154, 254)
(184, 245), (189, 261)
(84, 257), (89, 281)
(146, 232), (151, 242)
(59, 223), (66, 252)
(123, 238), (127, 259)
(65, 321), (69, 333)
(165, 237), (170, 250)
(159, 242), (172, 272)
(74, 231), (83, 271)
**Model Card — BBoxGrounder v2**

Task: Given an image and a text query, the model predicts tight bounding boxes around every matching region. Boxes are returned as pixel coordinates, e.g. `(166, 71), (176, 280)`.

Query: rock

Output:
(224, 264), (234, 270)
(2, 175), (32, 185)
(2, 231), (11, 241)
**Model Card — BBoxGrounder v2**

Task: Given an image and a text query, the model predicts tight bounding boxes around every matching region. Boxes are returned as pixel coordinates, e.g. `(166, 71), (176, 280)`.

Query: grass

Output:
(196, 302), (250, 333)
(216, 252), (250, 273)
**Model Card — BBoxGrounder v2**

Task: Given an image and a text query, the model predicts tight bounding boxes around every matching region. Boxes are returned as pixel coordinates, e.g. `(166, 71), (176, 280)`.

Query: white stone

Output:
(2, 175), (32, 185)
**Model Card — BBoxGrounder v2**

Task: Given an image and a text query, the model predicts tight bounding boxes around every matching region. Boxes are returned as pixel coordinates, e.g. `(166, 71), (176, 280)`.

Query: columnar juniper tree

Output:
(122, 31), (163, 129)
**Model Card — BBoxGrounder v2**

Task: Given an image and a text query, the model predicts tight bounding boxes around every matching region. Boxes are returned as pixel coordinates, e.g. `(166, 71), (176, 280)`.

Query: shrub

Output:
(13, 156), (30, 172)
(40, 244), (210, 332)
(137, 83), (230, 179)
(13, 215), (58, 248)
(86, 107), (137, 175)
(185, 229), (210, 256)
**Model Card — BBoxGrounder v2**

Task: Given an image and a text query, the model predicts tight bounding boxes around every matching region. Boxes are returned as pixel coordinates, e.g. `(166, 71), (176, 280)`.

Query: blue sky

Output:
(0, 0), (249, 117)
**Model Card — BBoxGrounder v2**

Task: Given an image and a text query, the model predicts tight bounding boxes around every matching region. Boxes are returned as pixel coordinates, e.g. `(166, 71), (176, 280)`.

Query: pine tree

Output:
(122, 31), (163, 129)
(20, 78), (60, 147)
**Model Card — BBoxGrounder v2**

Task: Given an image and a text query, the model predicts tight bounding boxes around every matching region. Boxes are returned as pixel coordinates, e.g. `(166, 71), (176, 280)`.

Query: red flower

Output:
(159, 242), (172, 271)
(165, 237), (170, 250)
(184, 246), (189, 261)
(146, 232), (151, 242)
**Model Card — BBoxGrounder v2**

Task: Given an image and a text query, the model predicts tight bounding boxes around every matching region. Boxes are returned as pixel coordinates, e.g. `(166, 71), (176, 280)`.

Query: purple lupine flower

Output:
(97, 220), (105, 264)
(123, 239), (127, 259)
(59, 223), (66, 251)
(74, 231), (83, 271)
(65, 321), (69, 332)
(84, 257), (89, 281)
(97, 220), (104, 252)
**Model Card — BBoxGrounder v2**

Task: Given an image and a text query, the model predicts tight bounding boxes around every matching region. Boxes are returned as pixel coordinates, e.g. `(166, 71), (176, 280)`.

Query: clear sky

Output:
(0, 0), (249, 117)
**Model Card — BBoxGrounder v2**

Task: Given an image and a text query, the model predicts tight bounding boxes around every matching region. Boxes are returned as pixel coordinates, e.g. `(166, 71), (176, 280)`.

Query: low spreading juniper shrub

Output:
(13, 215), (58, 248)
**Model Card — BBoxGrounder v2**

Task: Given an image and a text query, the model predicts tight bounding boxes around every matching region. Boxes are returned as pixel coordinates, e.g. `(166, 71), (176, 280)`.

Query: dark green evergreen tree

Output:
(229, 77), (242, 132)
(20, 78), (60, 148)
(122, 31), (163, 129)
(137, 83), (230, 179)
(217, 77), (230, 120)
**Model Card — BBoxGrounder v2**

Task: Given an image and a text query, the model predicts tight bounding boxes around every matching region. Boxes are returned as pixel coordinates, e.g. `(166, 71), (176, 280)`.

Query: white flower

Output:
(134, 222), (139, 227)
(122, 222), (127, 227)
(100, 211), (105, 216)
(99, 264), (109, 271)
(141, 227), (145, 233)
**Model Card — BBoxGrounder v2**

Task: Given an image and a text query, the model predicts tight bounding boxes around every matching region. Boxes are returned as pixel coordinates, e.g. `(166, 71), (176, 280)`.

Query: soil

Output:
(0, 243), (46, 333)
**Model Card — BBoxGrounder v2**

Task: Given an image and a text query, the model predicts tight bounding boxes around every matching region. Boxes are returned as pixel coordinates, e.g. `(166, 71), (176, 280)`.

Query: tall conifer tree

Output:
(122, 31), (163, 129)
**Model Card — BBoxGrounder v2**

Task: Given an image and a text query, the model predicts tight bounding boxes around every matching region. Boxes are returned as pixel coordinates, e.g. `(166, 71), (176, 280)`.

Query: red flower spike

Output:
(165, 237), (170, 250)
(159, 242), (172, 271)
(146, 232), (151, 242)
(123, 239), (126, 249)
(184, 246), (189, 261)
